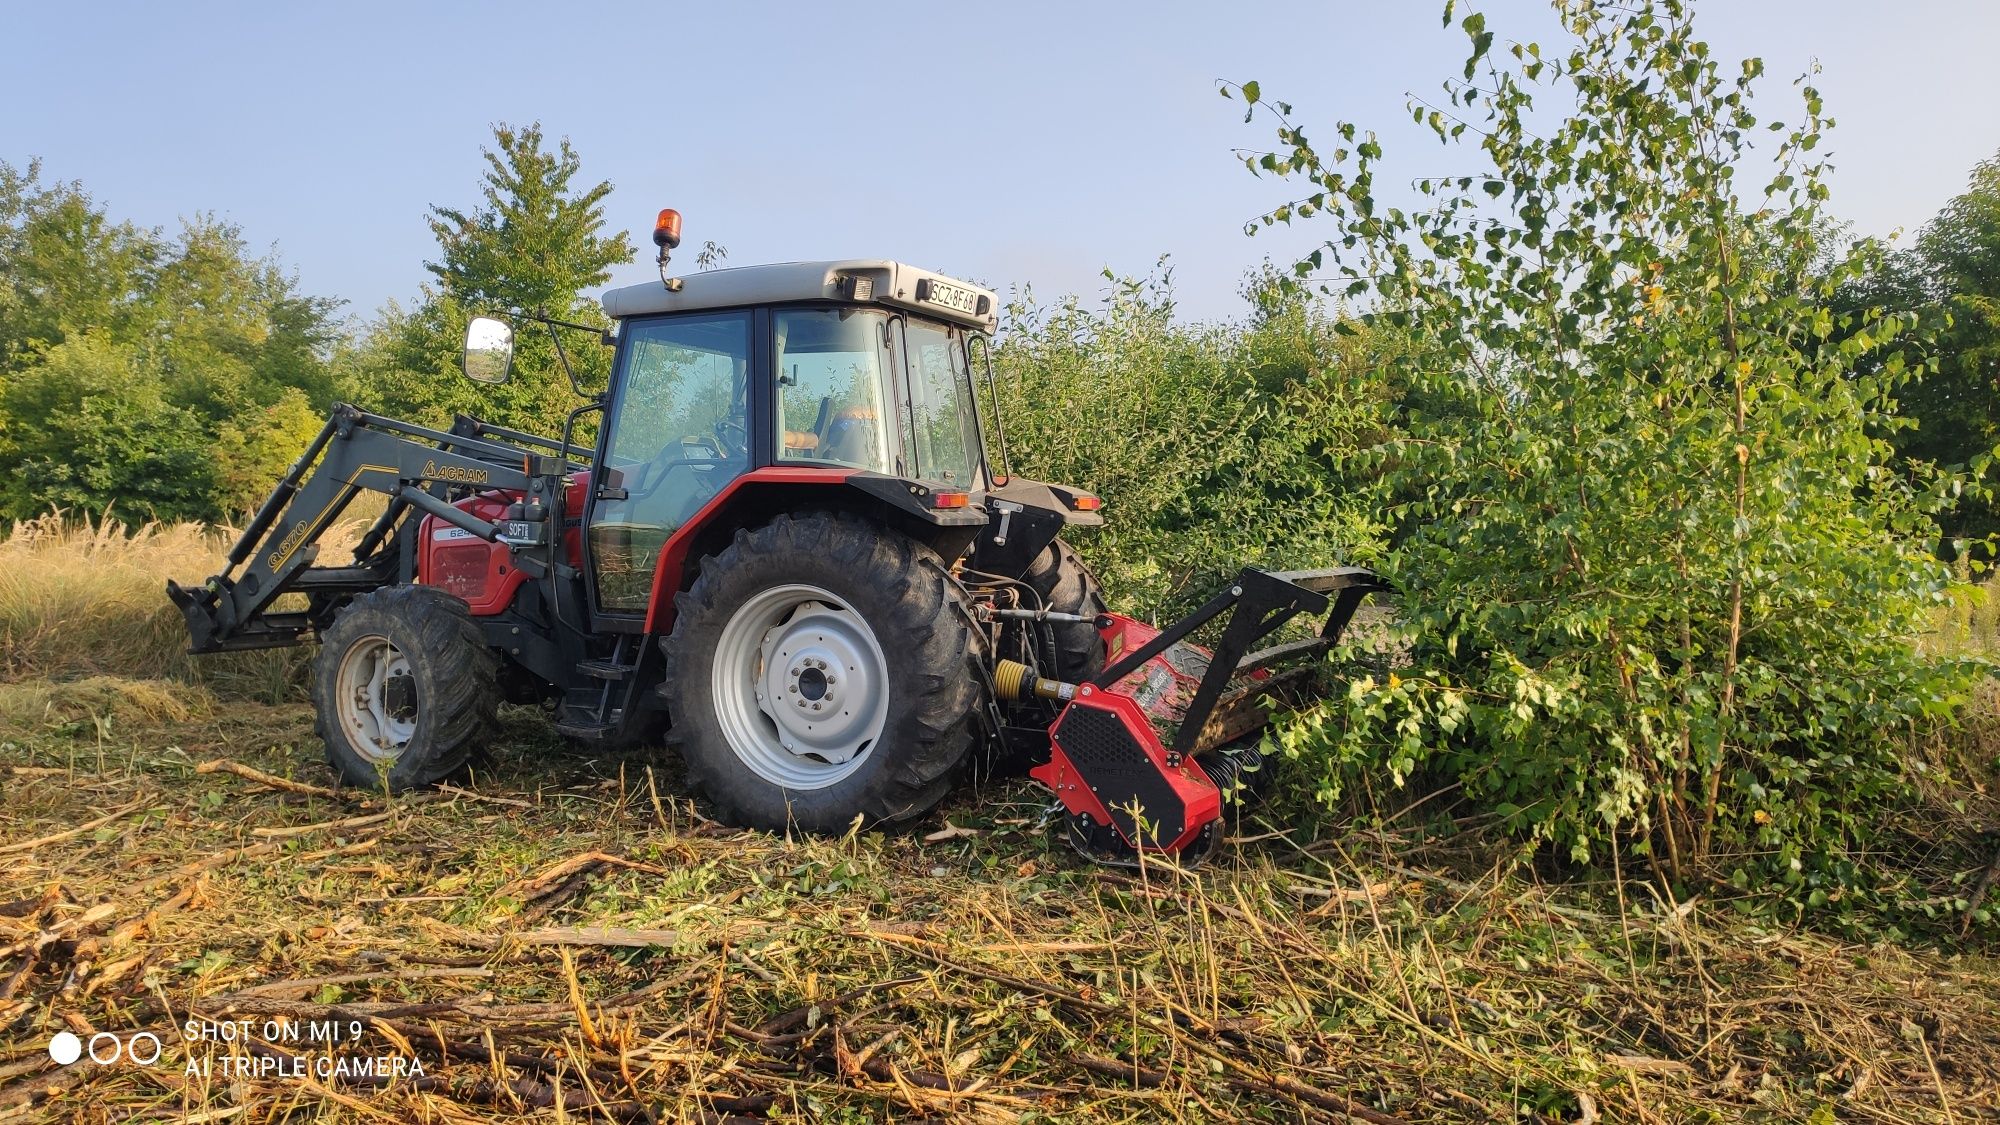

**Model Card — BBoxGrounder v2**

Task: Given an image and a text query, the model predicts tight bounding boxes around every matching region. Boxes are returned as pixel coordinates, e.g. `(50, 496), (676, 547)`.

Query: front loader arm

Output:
(168, 403), (563, 654)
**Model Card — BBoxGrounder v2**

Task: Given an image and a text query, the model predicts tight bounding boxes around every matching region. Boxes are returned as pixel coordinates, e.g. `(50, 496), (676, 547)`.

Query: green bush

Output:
(1230, 0), (1989, 922)
(0, 159), (342, 522)
(0, 334), (218, 522)
(990, 267), (1392, 618)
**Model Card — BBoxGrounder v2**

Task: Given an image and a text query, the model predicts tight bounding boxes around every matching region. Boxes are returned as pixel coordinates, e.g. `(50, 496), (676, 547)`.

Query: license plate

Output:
(919, 279), (979, 315)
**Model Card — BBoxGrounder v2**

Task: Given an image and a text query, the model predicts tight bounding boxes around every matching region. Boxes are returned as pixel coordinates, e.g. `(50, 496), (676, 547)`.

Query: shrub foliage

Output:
(1229, 0), (1986, 906)
(990, 268), (1391, 615)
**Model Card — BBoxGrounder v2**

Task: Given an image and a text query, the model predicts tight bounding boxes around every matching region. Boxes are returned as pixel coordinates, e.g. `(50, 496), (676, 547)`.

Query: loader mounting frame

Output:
(166, 403), (576, 655)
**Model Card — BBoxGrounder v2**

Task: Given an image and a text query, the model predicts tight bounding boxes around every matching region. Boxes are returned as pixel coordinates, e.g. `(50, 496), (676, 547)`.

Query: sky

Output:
(5, 1), (1998, 327)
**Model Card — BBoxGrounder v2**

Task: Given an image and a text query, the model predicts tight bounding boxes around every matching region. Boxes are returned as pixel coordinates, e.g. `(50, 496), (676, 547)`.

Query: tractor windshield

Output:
(774, 308), (895, 475)
(772, 308), (984, 488)
(896, 316), (983, 489)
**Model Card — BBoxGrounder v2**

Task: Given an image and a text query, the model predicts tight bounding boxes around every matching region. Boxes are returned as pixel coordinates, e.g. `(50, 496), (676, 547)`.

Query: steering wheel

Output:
(711, 416), (748, 459)
(618, 439), (694, 496)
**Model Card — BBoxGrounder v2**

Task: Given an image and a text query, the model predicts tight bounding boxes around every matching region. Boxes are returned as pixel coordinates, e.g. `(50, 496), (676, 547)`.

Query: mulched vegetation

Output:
(3, 681), (1996, 1123)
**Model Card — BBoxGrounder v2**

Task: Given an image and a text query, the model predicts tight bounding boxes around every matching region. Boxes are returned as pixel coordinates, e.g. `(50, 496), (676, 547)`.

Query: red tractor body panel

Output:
(417, 491), (533, 614)
(417, 478), (594, 614)
(413, 467), (970, 633)
(641, 467), (856, 633)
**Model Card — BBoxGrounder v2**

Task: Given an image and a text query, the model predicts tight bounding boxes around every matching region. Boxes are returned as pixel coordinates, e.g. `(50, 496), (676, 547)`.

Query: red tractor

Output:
(169, 211), (1383, 863)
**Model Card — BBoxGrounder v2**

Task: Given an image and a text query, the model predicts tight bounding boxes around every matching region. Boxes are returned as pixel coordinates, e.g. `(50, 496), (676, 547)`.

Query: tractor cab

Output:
(585, 260), (1004, 611)
(464, 246), (1096, 631)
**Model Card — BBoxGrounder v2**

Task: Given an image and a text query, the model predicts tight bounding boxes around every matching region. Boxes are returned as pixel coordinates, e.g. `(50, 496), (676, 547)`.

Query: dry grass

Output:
(2, 515), (1997, 1121)
(0, 514), (337, 702)
(0, 514), (299, 699)
(3, 694), (1998, 1123)
(1923, 573), (2000, 661)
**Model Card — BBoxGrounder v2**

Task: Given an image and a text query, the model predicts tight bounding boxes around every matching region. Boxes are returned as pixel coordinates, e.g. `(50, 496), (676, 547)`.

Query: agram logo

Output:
(421, 460), (490, 485)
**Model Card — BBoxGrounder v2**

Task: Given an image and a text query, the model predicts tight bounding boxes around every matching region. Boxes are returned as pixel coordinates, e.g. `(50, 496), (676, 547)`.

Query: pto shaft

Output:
(991, 659), (1076, 703)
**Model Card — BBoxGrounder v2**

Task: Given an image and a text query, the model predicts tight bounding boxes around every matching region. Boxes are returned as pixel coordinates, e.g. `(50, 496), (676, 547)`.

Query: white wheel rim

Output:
(334, 635), (417, 763)
(712, 583), (889, 790)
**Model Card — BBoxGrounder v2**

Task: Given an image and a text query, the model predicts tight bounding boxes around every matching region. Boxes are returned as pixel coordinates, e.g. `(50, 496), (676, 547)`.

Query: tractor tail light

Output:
(1069, 494), (1103, 511)
(929, 490), (971, 509)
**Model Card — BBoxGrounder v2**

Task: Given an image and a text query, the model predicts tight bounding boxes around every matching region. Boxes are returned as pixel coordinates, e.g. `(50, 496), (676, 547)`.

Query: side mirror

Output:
(462, 316), (515, 384)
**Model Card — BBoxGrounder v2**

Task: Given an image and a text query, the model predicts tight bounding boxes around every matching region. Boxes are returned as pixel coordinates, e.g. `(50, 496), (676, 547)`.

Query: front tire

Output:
(660, 513), (984, 834)
(312, 585), (499, 791)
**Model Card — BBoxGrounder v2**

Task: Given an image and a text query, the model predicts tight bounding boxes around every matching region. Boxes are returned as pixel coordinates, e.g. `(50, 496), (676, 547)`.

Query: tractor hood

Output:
(601, 260), (1000, 333)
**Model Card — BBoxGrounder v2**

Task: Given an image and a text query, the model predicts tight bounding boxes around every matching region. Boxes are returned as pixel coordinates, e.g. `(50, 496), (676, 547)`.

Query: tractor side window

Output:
(590, 312), (752, 612)
(772, 309), (894, 474)
(898, 319), (981, 488)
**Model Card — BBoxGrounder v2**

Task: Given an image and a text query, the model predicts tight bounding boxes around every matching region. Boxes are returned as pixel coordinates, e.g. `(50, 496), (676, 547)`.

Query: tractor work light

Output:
(928, 490), (971, 509)
(652, 209), (683, 250)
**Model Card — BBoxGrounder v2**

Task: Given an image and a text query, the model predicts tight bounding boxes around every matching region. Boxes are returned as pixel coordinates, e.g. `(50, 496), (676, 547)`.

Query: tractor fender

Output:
(640, 468), (988, 634)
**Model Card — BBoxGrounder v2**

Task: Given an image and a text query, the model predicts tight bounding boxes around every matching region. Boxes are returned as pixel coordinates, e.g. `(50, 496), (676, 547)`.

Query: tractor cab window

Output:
(590, 311), (752, 612)
(897, 318), (983, 489)
(772, 308), (894, 474)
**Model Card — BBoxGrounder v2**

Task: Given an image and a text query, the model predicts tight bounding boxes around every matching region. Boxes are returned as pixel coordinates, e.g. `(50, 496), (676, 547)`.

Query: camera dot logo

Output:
(46, 1030), (162, 1067)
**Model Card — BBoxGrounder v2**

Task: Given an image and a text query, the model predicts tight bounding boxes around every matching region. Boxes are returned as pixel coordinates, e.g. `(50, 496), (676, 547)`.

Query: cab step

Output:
(575, 659), (636, 680)
(553, 718), (623, 742)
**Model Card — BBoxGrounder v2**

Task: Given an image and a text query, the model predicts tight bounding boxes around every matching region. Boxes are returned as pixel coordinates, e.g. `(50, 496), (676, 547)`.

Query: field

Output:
(1, 518), (1997, 1124)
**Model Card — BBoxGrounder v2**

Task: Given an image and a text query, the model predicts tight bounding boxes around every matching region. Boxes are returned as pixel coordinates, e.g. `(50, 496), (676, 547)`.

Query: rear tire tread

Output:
(659, 512), (985, 832)
(1024, 539), (1109, 682)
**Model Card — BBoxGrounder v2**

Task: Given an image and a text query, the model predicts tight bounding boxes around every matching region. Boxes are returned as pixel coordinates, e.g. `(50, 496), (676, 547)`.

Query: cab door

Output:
(586, 311), (755, 615)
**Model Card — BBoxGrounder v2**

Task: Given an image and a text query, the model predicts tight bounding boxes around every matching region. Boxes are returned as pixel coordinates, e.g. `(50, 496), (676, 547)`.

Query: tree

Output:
(212, 387), (325, 515)
(1843, 151), (2000, 553)
(0, 160), (153, 376)
(1233, 0), (1978, 916)
(0, 334), (217, 522)
(424, 122), (628, 314)
(0, 159), (342, 521)
(992, 264), (1393, 612)
(355, 123), (632, 435)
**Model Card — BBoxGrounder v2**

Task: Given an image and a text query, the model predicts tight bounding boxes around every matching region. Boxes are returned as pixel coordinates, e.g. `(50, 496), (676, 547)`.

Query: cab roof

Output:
(599, 259), (999, 333)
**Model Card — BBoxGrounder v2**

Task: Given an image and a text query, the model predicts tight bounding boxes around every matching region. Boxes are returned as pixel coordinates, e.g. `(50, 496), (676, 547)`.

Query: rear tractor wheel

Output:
(660, 513), (985, 834)
(1023, 538), (1108, 682)
(311, 585), (499, 791)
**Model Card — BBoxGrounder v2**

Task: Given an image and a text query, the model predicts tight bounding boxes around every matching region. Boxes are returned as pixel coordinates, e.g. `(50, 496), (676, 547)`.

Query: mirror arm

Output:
(510, 310), (611, 338)
(544, 317), (589, 399)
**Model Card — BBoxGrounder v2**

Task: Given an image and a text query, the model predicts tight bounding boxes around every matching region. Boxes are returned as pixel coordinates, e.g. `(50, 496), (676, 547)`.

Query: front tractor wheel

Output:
(661, 513), (985, 834)
(311, 585), (499, 791)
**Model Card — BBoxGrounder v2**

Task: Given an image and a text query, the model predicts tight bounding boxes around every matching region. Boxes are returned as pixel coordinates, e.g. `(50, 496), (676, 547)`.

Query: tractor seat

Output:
(818, 407), (880, 466)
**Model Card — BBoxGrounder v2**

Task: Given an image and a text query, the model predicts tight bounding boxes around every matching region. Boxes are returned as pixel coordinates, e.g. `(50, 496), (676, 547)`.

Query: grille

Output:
(1054, 704), (1144, 772)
